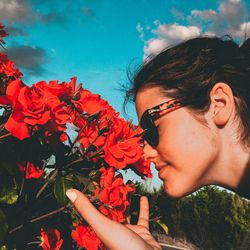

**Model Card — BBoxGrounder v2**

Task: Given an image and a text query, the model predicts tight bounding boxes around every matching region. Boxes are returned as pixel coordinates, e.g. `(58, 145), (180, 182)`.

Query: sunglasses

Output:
(139, 98), (185, 147)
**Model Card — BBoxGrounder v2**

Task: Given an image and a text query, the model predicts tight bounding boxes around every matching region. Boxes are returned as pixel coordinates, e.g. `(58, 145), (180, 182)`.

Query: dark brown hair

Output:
(125, 36), (250, 145)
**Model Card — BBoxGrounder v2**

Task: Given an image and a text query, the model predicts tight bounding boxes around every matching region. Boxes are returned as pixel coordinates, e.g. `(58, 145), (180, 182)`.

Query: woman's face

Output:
(136, 85), (220, 198)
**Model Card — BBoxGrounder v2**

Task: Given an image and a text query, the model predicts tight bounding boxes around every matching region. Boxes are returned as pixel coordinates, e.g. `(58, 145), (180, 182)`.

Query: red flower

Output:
(132, 158), (153, 179)
(3, 60), (22, 78)
(0, 52), (22, 79)
(5, 80), (71, 140)
(18, 162), (43, 179)
(72, 87), (116, 118)
(104, 118), (142, 169)
(0, 23), (7, 45)
(35, 77), (76, 101)
(95, 167), (135, 222)
(40, 228), (63, 250)
(99, 167), (115, 187)
(44, 102), (71, 132)
(71, 225), (103, 250)
(5, 82), (52, 139)
(99, 176), (134, 209)
(99, 205), (126, 223)
(74, 111), (111, 150)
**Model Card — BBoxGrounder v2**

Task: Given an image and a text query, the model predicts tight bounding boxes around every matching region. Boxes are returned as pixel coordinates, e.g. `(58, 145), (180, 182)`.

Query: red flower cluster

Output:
(40, 228), (63, 250)
(72, 224), (104, 250)
(0, 25), (22, 83)
(95, 167), (135, 222)
(71, 86), (151, 177)
(0, 23), (152, 250)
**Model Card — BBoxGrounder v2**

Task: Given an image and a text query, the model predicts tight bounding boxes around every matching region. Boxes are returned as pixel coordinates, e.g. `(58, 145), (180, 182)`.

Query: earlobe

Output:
(209, 82), (234, 126)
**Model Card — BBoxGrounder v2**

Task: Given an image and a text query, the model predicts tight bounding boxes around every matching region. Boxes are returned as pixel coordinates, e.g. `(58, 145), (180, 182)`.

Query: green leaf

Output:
(54, 175), (74, 205)
(156, 220), (169, 235)
(0, 187), (18, 205)
(0, 175), (18, 205)
(0, 245), (8, 250)
(66, 173), (95, 193)
(0, 209), (8, 242)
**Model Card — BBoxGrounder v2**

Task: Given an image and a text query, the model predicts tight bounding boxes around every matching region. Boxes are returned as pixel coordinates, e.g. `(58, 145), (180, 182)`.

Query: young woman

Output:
(66, 36), (250, 250)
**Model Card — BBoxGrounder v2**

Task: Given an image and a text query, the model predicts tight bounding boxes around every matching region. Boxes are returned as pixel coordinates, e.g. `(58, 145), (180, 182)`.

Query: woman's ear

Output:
(209, 82), (235, 126)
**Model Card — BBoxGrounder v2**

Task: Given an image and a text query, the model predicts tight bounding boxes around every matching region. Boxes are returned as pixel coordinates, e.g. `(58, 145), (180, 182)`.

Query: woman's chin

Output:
(163, 183), (193, 199)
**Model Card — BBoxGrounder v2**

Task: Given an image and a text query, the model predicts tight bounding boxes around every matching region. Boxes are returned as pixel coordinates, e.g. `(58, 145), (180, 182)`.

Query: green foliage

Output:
(0, 162), (19, 205)
(155, 220), (169, 235)
(0, 209), (8, 243)
(0, 245), (8, 250)
(54, 174), (74, 205)
(134, 183), (250, 250)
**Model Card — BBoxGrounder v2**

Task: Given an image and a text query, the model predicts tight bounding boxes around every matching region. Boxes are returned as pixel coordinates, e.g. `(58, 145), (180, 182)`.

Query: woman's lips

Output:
(155, 165), (167, 171)
(156, 165), (169, 179)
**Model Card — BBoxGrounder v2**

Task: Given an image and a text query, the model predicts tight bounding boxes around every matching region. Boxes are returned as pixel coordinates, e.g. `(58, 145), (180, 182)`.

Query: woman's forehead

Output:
(135, 86), (168, 119)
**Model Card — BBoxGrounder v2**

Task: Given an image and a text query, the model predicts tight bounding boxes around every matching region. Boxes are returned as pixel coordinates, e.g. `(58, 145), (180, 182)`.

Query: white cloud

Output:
(136, 23), (144, 41)
(144, 38), (168, 59)
(190, 0), (248, 36)
(156, 23), (201, 42)
(0, 0), (30, 22)
(228, 22), (250, 40)
(143, 23), (201, 58)
(229, 0), (241, 3)
(170, 8), (185, 20)
(138, 0), (250, 59)
(191, 9), (217, 20)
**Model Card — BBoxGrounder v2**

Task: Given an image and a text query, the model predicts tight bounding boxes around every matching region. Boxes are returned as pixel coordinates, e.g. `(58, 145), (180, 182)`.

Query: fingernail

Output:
(66, 189), (77, 203)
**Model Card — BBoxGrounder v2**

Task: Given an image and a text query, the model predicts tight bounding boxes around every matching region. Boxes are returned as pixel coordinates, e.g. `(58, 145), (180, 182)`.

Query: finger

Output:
(66, 189), (104, 225)
(137, 196), (149, 229)
(125, 215), (131, 224)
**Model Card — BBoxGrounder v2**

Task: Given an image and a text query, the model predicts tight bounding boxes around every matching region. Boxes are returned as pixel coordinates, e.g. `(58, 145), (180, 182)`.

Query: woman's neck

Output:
(212, 140), (250, 199)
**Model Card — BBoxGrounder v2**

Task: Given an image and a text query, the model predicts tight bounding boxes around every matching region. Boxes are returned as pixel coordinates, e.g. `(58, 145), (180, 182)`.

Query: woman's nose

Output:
(143, 142), (158, 161)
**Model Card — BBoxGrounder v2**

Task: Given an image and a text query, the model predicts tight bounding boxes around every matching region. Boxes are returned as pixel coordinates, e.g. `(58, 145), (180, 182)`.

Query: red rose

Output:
(99, 205), (126, 223)
(74, 111), (111, 150)
(18, 162), (43, 179)
(95, 167), (135, 222)
(35, 77), (76, 101)
(40, 228), (63, 250)
(44, 102), (71, 132)
(72, 87), (116, 118)
(3, 60), (22, 78)
(99, 176), (134, 209)
(132, 158), (153, 179)
(99, 167), (115, 187)
(5, 80), (71, 140)
(104, 118), (142, 169)
(71, 225), (103, 250)
(71, 86), (119, 150)
(5, 83), (52, 139)
(0, 52), (22, 79)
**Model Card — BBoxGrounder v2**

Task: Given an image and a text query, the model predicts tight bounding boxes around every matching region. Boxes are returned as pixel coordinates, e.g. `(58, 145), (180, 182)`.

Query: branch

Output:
(9, 206), (66, 234)
(36, 169), (58, 199)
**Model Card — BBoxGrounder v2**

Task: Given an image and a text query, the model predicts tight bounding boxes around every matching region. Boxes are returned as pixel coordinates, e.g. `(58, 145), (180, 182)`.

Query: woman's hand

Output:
(66, 189), (161, 250)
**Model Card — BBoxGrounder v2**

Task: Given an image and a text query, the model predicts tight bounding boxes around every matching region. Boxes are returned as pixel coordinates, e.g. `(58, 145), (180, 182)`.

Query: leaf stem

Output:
(9, 206), (66, 234)
(36, 169), (58, 199)
(0, 132), (12, 139)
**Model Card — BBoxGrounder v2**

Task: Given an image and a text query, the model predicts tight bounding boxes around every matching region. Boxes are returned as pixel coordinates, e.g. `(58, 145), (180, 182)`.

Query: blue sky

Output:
(1, 0), (250, 188)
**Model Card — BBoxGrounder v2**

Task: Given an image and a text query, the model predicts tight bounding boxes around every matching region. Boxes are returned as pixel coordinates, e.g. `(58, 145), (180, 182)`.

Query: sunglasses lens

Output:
(140, 114), (159, 147)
